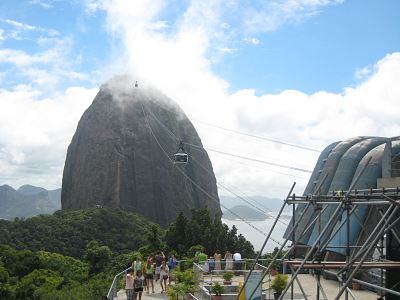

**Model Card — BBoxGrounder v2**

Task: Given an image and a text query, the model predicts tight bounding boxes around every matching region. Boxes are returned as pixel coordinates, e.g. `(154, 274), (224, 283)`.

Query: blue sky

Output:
(216, 0), (400, 94)
(0, 0), (399, 93)
(0, 0), (399, 197)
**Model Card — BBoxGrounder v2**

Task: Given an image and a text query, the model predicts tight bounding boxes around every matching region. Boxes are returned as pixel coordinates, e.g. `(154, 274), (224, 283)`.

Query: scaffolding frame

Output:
(242, 184), (400, 300)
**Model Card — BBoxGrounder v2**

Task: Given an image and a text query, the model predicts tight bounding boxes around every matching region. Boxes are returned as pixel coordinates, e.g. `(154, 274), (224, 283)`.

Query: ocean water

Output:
(222, 215), (290, 253)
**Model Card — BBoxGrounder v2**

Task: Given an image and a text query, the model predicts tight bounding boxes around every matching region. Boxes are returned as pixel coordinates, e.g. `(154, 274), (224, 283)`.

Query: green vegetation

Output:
(271, 273), (288, 295)
(0, 207), (157, 259)
(0, 244), (111, 299)
(263, 247), (286, 272)
(167, 269), (198, 300)
(0, 207), (255, 299)
(166, 209), (255, 258)
(211, 282), (225, 295)
(222, 271), (234, 282)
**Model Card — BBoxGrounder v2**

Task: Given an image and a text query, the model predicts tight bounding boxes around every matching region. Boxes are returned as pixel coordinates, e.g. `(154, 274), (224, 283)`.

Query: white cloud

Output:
(0, 86), (97, 189)
(3, 0), (400, 202)
(242, 37), (261, 45)
(0, 49), (54, 66)
(355, 65), (372, 80)
(81, 0), (400, 199)
(243, 0), (343, 33)
(0, 18), (59, 39)
(218, 47), (236, 54)
(28, 0), (61, 9)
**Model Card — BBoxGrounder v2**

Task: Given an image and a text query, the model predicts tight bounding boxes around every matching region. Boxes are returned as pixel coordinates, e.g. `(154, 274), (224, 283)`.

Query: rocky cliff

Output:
(61, 76), (221, 226)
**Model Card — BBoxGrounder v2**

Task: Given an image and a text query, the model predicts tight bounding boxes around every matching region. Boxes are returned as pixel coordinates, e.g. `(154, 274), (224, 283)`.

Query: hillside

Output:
(220, 195), (288, 212)
(222, 205), (268, 221)
(0, 184), (61, 220)
(0, 207), (158, 259)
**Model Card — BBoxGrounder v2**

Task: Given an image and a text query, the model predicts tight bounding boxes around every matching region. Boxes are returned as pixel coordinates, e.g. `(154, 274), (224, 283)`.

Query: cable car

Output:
(174, 141), (188, 164)
(135, 81), (138, 87)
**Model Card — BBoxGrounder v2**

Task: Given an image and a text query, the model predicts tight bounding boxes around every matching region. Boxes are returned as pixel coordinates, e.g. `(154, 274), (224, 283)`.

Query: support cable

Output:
(144, 105), (289, 225)
(193, 119), (321, 153)
(139, 101), (284, 246)
(184, 142), (313, 173)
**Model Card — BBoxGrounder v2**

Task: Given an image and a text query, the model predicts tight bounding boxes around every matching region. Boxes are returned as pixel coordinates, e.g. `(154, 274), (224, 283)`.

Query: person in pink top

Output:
(125, 269), (135, 300)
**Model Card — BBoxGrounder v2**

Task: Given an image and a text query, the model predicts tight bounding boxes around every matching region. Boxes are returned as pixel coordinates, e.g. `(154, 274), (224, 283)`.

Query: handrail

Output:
(107, 267), (131, 300)
(107, 258), (271, 299)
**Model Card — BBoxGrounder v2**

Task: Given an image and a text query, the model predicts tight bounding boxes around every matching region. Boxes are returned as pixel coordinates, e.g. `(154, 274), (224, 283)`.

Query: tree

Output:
(147, 224), (162, 252)
(0, 261), (13, 299)
(84, 241), (112, 274)
(165, 209), (255, 258)
(165, 212), (188, 254)
(15, 269), (64, 300)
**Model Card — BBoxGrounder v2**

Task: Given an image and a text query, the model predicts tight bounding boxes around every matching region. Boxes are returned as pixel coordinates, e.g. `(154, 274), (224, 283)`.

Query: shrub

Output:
(211, 282), (225, 296)
(271, 273), (288, 294)
(223, 271), (234, 281)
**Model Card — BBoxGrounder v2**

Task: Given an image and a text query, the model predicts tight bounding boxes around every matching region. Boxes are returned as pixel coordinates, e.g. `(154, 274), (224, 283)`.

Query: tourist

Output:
(197, 250), (208, 272)
(233, 251), (242, 275)
(160, 261), (169, 293)
(154, 251), (165, 282)
(125, 269), (135, 300)
(168, 253), (177, 285)
(132, 257), (142, 276)
(144, 261), (155, 293)
(133, 271), (145, 300)
(214, 250), (221, 274)
(208, 256), (215, 273)
(224, 251), (233, 270)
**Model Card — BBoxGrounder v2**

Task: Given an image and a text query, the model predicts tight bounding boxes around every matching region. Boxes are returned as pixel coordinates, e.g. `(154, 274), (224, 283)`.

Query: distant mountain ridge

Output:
(0, 183), (287, 221)
(0, 184), (61, 220)
(220, 195), (288, 212)
(222, 205), (269, 221)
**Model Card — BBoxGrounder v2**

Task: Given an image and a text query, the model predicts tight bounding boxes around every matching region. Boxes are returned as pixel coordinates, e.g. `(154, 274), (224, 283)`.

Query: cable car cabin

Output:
(174, 152), (188, 163)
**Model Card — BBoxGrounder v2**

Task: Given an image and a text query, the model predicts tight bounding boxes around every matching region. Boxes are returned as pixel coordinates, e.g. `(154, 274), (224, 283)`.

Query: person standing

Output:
(208, 256), (215, 274)
(168, 253), (177, 285)
(132, 257), (142, 276)
(144, 261), (155, 293)
(233, 251), (242, 275)
(154, 251), (165, 282)
(159, 261), (169, 293)
(125, 269), (135, 300)
(214, 250), (221, 274)
(225, 251), (233, 270)
(133, 271), (145, 300)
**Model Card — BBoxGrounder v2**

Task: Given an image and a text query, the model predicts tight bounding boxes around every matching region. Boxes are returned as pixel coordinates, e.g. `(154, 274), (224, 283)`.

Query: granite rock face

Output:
(61, 77), (221, 226)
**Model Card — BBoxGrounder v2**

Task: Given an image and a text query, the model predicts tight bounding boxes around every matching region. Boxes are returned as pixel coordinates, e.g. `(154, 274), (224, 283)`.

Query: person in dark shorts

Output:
(134, 271), (145, 300)
(144, 261), (155, 293)
(159, 261), (169, 293)
(154, 251), (165, 282)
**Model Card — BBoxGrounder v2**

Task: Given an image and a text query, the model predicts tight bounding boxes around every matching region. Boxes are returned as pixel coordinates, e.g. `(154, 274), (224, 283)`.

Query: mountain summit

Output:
(61, 76), (221, 226)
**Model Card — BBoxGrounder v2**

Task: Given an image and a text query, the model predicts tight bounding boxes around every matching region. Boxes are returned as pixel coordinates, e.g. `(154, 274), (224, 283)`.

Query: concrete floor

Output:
(118, 274), (379, 300)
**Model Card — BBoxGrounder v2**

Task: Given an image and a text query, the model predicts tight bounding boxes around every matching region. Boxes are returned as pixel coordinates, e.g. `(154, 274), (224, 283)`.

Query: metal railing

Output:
(107, 258), (274, 299)
(107, 267), (131, 300)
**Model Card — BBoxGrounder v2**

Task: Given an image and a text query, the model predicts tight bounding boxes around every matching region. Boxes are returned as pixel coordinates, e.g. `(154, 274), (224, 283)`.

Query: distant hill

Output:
(0, 207), (158, 259)
(17, 184), (47, 195)
(0, 184), (61, 219)
(222, 205), (269, 221)
(220, 195), (288, 212)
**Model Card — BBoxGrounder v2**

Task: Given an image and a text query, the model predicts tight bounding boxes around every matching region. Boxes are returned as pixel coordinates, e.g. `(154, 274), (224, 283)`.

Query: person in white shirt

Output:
(159, 261), (169, 293)
(125, 269), (135, 300)
(233, 252), (242, 275)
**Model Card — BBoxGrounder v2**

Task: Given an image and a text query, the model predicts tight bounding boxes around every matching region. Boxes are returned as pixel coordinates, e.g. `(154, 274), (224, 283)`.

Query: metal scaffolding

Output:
(242, 184), (400, 300)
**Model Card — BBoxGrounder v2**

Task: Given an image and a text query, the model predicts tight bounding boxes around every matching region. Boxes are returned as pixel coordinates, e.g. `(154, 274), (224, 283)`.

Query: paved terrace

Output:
(115, 271), (379, 300)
